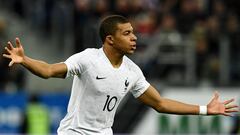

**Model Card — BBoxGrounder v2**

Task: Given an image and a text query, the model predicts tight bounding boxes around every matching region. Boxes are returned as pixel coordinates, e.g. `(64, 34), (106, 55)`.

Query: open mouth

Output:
(131, 45), (136, 50)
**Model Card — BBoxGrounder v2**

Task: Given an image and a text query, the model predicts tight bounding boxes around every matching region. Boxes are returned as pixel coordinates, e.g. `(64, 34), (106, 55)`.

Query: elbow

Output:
(155, 100), (166, 113)
(41, 75), (50, 79)
(40, 72), (51, 79)
(41, 67), (53, 79)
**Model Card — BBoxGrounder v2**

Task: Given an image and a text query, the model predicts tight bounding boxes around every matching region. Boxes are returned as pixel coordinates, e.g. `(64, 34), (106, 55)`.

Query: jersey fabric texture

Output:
(57, 48), (150, 135)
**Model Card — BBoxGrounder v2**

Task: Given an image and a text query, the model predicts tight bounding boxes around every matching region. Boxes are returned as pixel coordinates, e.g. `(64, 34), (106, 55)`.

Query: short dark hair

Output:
(99, 15), (129, 42)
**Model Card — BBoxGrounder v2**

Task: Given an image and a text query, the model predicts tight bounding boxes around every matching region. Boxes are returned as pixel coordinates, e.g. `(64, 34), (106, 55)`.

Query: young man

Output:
(3, 15), (239, 135)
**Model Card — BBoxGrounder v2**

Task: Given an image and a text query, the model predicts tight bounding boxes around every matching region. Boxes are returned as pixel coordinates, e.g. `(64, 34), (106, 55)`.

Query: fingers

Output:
(225, 104), (238, 109)
(5, 40), (16, 54)
(9, 60), (14, 67)
(7, 41), (14, 50)
(225, 109), (239, 113)
(223, 113), (233, 117)
(15, 37), (22, 48)
(225, 104), (239, 113)
(5, 46), (12, 54)
(224, 104), (239, 116)
(5, 38), (21, 50)
(2, 54), (11, 59)
(223, 98), (234, 105)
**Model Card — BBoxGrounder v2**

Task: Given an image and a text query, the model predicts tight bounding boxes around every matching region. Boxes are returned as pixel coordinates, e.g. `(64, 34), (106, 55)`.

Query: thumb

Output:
(9, 60), (14, 67)
(213, 91), (219, 100)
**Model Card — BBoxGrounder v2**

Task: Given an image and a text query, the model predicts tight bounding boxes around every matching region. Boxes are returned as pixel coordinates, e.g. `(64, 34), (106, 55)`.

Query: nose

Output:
(132, 34), (137, 41)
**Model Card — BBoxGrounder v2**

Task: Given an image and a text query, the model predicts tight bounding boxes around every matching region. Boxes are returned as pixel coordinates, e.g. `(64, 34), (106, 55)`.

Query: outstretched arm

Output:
(138, 85), (239, 116)
(3, 38), (67, 79)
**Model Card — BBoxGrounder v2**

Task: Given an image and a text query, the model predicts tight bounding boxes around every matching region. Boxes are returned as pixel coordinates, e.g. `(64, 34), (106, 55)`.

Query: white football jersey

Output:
(57, 48), (150, 135)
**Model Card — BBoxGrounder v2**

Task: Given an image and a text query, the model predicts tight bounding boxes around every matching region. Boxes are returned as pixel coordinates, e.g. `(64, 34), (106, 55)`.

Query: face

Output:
(111, 22), (137, 55)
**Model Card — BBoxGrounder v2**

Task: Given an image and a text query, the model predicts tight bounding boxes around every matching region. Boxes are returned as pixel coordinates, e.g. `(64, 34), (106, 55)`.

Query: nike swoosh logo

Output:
(96, 76), (106, 80)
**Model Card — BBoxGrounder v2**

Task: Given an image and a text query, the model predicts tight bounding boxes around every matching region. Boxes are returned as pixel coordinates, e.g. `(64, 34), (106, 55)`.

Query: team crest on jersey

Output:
(124, 78), (129, 92)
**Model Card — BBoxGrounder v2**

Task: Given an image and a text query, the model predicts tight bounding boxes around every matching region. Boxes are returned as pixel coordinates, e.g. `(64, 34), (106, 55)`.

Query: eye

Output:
(123, 31), (130, 35)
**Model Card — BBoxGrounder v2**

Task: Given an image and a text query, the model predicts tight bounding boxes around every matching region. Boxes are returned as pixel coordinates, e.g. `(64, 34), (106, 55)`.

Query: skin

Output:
(3, 22), (239, 116)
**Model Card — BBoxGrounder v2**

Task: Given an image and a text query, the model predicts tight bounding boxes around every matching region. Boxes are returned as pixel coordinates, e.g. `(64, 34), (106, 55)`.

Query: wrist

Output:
(199, 105), (207, 115)
(21, 56), (28, 65)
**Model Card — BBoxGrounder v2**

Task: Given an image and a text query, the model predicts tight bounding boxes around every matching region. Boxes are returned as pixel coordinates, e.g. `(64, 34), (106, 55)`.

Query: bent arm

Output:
(22, 56), (67, 79)
(138, 85), (199, 115)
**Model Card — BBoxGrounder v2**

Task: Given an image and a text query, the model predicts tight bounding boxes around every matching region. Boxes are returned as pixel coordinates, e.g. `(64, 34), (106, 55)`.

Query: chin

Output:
(126, 50), (135, 55)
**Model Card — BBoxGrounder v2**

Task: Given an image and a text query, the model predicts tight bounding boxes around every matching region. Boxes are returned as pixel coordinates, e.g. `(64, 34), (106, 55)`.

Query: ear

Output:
(106, 35), (114, 45)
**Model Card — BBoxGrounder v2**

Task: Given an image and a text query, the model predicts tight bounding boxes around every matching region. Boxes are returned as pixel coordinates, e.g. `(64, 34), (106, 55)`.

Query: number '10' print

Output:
(103, 95), (118, 112)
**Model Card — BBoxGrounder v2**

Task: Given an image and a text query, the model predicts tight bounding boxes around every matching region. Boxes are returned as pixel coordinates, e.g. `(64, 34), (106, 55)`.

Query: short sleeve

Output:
(64, 49), (92, 78)
(130, 66), (150, 98)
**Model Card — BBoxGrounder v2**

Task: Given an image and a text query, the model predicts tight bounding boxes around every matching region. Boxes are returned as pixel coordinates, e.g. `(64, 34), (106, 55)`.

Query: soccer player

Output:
(3, 15), (239, 135)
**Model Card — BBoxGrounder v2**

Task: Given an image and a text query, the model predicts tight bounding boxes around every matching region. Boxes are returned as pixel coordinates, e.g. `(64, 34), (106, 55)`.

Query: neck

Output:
(103, 44), (124, 68)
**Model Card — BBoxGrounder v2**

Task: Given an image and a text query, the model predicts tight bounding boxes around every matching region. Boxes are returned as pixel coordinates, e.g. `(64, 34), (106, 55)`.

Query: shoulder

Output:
(65, 48), (101, 66)
(64, 48), (101, 74)
(70, 48), (100, 60)
(77, 48), (99, 56)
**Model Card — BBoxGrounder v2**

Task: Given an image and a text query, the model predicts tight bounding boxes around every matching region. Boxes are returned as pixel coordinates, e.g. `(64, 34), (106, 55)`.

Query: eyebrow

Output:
(121, 28), (133, 33)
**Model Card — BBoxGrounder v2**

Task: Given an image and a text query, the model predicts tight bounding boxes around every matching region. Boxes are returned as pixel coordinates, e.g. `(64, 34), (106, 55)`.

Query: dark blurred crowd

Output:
(0, 18), (25, 92)
(0, 0), (240, 88)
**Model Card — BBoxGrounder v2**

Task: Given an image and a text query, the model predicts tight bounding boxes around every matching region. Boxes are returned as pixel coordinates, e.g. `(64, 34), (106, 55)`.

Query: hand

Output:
(207, 91), (239, 116)
(3, 37), (25, 66)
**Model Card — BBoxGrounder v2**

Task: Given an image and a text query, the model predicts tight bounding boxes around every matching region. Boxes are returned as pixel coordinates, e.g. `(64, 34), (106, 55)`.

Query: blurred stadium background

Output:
(0, 0), (239, 134)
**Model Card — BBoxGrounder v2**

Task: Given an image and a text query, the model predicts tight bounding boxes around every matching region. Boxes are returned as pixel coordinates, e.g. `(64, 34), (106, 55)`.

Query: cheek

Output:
(113, 36), (131, 50)
(117, 41), (129, 50)
(117, 37), (129, 46)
